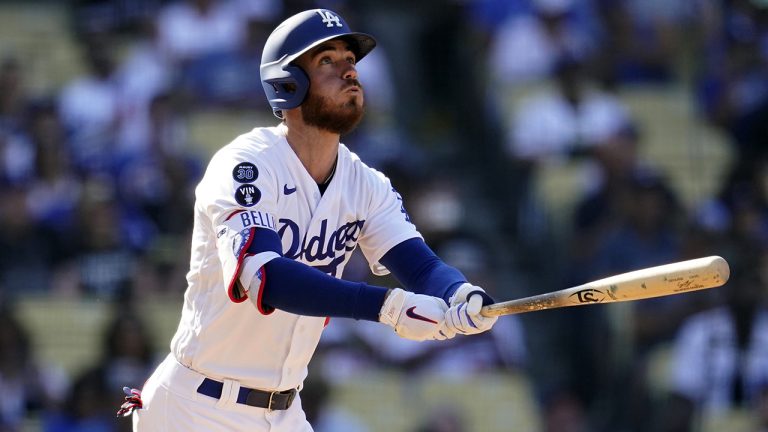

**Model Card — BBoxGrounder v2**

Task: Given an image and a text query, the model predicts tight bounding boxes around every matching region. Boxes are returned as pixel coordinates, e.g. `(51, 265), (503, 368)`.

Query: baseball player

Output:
(118, 9), (498, 431)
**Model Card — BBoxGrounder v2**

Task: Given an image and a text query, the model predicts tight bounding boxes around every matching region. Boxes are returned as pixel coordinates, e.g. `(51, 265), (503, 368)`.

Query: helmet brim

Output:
(284, 32), (376, 65)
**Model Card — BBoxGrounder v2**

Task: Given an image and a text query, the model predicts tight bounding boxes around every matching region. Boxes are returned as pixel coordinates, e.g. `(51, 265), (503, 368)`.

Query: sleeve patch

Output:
(232, 162), (258, 183)
(235, 184), (261, 207)
(231, 228), (253, 259)
(223, 227), (255, 303)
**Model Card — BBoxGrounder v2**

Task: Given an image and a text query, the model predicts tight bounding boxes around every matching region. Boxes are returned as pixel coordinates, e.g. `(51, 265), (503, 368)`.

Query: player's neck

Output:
(283, 121), (339, 184)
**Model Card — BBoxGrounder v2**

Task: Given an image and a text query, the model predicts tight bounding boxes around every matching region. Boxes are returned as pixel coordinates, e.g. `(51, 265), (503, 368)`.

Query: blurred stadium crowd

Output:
(1, 0), (768, 431)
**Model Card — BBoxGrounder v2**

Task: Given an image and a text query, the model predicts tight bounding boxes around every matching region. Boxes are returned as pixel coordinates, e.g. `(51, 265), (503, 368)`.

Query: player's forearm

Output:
(259, 257), (388, 321)
(380, 238), (467, 303)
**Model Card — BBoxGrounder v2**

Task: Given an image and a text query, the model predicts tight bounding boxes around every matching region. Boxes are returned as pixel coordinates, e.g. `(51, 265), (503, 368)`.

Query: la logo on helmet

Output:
(317, 10), (342, 27)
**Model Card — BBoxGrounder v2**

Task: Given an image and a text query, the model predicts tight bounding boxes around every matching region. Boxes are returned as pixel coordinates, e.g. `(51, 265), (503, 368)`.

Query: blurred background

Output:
(0, 0), (767, 431)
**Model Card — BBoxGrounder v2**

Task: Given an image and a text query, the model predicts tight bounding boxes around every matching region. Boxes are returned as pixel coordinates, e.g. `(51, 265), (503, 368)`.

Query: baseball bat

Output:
(481, 256), (730, 317)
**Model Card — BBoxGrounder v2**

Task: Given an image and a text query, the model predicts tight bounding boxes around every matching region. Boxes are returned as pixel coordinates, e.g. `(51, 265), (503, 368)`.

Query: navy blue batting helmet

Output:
(260, 9), (376, 119)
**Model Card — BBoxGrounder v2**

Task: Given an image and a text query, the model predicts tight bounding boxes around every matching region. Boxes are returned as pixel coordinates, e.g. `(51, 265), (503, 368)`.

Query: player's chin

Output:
(342, 99), (363, 112)
(336, 104), (365, 135)
(343, 92), (363, 107)
(338, 97), (363, 116)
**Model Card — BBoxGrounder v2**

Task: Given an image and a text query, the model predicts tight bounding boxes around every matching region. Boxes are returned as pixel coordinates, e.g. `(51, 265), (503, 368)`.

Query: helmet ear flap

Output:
(283, 64), (309, 108)
(262, 64), (310, 118)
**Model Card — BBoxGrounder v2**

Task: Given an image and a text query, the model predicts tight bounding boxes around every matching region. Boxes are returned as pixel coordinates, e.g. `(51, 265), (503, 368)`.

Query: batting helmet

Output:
(260, 9), (376, 118)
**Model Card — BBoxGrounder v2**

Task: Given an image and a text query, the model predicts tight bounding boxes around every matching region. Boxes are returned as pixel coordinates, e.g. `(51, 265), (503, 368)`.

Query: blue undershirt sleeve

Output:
(379, 238), (467, 304)
(261, 258), (388, 321)
(246, 227), (387, 321)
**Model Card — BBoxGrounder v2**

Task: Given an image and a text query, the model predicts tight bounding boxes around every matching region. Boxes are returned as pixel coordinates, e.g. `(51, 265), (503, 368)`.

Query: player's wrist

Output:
(378, 288), (406, 326)
(445, 283), (498, 336)
(449, 283), (494, 307)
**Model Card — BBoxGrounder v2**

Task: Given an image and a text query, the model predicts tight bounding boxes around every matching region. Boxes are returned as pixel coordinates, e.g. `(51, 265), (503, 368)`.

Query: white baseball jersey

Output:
(169, 123), (421, 391)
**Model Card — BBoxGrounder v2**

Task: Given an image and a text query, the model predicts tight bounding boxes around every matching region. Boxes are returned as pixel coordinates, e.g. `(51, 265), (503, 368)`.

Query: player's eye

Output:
(346, 56), (356, 65)
(319, 56), (332, 65)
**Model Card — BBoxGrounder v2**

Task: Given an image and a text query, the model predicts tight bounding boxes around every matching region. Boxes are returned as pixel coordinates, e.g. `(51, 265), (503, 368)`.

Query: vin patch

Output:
(235, 184), (261, 207)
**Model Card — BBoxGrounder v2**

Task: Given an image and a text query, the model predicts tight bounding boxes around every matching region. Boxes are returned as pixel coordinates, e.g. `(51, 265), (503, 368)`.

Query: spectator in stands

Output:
(559, 169), (687, 430)
(488, 0), (596, 88)
(507, 54), (631, 164)
(53, 177), (145, 301)
(300, 368), (371, 432)
(23, 102), (81, 253)
(500, 53), (632, 246)
(180, 2), (280, 108)
(70, 0), (162, 35)
(0, 306), (67, 430)
(0, 58), (34, 186)
(589, 169), (686, 345)
(541, 389), (588, 432)
(568, 122), (644, 285)
(43, 367), (118, 432)
(0, 186), (56, 296)
(595, 0), (686, 86)
(115, 18), (175, 155)
(661, 246), (768, 432)
(58, 32), (122, 175)
(695, 0), (768, 161)
(0, 57), (26, 133)
(98, 310), (158, 392)
(114, 93), (201, 294)
(115, 93), (197, 233)
(414, 404), (467, 432)
(156, 0), (252, 64)
(43, 310), (157, 432)
(696, 156), (768, 248)
(0, 130), (34, 187)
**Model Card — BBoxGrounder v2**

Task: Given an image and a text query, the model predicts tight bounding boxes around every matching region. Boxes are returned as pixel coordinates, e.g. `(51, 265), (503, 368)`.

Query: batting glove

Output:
(116, 387), (143, 418)
(379, 288), (455, 341)
(445, 283), (498, 335)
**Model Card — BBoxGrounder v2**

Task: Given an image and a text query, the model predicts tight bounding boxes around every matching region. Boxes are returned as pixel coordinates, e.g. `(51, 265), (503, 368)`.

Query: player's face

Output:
(296, 39), (364, 135)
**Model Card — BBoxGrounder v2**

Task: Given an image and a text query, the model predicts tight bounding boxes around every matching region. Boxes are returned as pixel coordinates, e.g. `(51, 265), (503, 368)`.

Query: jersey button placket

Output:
(277, 319), (304, 388)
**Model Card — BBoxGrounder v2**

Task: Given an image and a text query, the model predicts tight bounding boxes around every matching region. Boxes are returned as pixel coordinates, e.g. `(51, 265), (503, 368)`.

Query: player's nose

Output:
(341, 63), (357, 80)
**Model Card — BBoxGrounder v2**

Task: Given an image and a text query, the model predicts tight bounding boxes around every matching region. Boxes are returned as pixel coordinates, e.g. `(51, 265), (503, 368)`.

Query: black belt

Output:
(196, 378), (296, 411)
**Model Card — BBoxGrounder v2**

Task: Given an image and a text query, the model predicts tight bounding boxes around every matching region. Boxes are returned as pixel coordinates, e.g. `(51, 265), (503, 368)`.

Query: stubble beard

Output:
(301, 81), (365, 136)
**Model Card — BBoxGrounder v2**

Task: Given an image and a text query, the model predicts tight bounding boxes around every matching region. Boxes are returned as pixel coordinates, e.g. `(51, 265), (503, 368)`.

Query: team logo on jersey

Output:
(232, 162), (258, 183)
(231, 228), (253, 258)
(317, 10), (342, 27)
(235, 184), (261, 207)
(278, 218), (365, 277)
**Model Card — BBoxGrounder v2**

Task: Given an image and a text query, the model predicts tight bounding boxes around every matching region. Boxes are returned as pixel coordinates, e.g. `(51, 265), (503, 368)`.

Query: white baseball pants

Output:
(133, 354), (312, 431)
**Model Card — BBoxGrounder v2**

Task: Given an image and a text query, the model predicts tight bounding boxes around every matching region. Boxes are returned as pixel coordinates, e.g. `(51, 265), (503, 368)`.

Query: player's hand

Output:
(445, 283), (498, 335)
(379, 288), (455, 341)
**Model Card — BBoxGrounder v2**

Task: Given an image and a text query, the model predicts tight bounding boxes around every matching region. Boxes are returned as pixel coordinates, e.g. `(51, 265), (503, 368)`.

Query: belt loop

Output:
(267, 391), (276, 413)
(216, 379), (240, 409)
